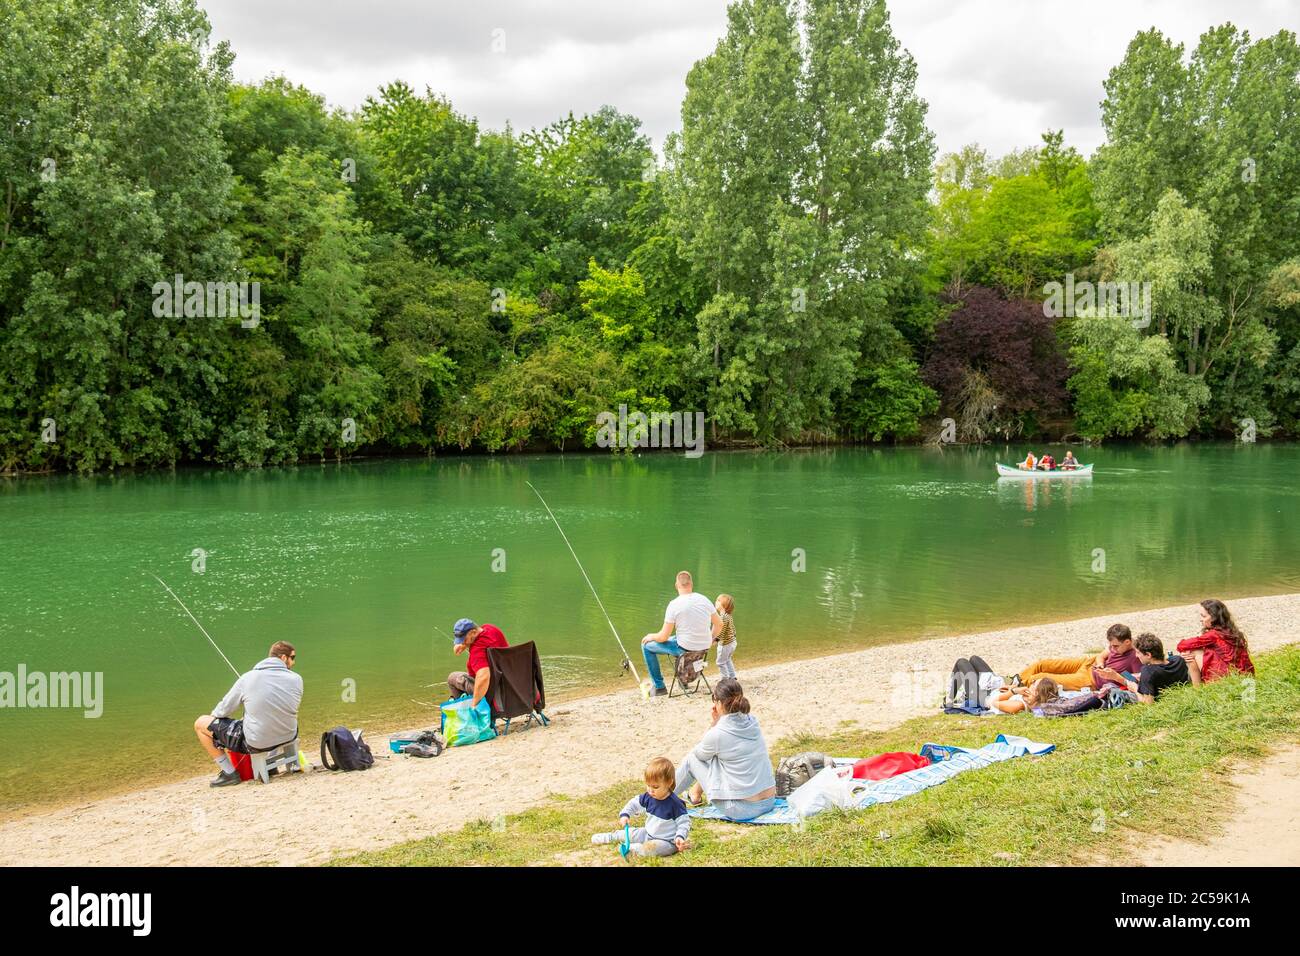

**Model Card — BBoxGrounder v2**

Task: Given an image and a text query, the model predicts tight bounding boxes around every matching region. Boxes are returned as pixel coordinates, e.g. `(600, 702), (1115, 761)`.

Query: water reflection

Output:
(996, 474), (1094, 511)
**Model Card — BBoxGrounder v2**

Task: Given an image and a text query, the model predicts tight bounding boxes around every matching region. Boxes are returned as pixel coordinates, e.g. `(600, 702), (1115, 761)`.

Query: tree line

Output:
(2, 0), (1298, 474)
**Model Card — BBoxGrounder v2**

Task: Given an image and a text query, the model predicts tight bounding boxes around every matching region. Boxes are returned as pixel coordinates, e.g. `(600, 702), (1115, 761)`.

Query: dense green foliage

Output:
(666, 0), (935, 441)
(1087, 26), (1300, 438)
(2, 0), (1298, 473)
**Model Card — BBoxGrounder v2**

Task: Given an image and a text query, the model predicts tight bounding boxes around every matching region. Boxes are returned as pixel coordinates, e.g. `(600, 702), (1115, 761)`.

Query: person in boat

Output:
(1060, 450), (1079, 470)
(1018, 451), (1037, 470)
(1176, 599), (1254, 685)
(1037, 452), (1056, 470)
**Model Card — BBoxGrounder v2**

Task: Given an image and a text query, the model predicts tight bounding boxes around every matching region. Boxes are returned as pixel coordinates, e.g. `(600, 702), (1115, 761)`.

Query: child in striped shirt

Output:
(714, 593), (738, 679)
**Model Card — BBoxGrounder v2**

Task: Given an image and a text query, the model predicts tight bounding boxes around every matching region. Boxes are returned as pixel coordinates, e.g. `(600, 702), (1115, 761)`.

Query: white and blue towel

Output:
(687, 736), (1054, 825)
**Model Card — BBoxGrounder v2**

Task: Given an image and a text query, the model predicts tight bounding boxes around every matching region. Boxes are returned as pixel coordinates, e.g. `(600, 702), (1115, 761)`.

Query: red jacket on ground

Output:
(1176, 627), (1255, 682)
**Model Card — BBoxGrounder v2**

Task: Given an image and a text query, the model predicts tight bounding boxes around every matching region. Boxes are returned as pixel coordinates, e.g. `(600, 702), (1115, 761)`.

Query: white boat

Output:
(996, 463), (1093, 478)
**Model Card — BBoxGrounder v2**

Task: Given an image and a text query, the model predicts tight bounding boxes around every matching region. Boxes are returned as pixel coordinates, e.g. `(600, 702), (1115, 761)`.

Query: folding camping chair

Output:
(668, 649), (711, 699)
(485, 641), (550, 735)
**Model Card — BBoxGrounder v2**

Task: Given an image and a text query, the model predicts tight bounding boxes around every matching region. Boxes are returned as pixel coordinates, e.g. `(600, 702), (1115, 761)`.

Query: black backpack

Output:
(320, 726), (374, 771)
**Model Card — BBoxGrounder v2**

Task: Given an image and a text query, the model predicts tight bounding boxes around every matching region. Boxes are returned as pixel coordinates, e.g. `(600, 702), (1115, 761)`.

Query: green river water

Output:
(2, 442), (1299, 815)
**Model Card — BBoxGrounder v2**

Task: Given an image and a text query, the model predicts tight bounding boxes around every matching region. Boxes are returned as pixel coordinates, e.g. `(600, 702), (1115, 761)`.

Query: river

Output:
(2, 442), (1298, 814)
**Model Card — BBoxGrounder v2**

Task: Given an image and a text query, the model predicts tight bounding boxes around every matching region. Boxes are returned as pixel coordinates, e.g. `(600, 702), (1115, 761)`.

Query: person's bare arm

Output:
(991, 689), (1024, 714)
(1100, 668), (1152, 702)
(643, 620), (673, 644)
(471, 668), (490, 706)
(711, 612), (724, 640)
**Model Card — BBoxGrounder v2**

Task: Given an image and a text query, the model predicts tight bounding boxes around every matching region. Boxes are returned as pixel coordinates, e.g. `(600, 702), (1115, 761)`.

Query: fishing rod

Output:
(150, 574), (241, 678)
(525, 481), (642, 688)
(431, 623), (453, 689)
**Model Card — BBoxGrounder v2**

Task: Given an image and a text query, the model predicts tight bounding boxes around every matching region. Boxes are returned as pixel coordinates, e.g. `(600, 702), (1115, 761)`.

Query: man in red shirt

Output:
(1015, 623), (1141, 691)
(448, 618), (509, 705)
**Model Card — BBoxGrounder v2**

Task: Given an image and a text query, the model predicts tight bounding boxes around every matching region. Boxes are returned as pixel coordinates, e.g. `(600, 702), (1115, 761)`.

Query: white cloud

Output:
(204, 0), (1297, 159)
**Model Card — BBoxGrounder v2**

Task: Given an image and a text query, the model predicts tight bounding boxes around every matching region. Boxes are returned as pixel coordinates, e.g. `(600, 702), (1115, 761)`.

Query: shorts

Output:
(207, 716), (249, 754)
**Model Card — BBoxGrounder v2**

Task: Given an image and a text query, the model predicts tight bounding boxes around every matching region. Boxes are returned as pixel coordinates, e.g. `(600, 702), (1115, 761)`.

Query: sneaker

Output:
(209, 769), (242, 788)
(652, 686), (668, 697)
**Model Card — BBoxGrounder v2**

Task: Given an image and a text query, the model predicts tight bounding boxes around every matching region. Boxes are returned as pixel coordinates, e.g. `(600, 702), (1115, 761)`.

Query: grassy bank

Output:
(333, 646), (1300, 866)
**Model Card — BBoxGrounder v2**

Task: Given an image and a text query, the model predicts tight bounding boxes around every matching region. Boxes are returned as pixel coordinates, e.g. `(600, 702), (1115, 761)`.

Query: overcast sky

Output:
(204, 0), (1297, 160)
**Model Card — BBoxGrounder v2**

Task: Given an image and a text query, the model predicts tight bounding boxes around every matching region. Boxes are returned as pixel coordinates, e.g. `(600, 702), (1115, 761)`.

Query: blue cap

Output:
(452, 618), (476, 643)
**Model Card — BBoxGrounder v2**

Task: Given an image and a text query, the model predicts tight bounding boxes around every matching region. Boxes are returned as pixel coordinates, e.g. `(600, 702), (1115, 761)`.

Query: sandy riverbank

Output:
(2, 593), (1296, 866)
(1126, 742), (1300, 867)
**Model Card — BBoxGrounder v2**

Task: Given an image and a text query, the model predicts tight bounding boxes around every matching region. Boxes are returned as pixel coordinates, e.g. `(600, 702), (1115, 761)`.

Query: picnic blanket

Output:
(688, 735), (1054, 825)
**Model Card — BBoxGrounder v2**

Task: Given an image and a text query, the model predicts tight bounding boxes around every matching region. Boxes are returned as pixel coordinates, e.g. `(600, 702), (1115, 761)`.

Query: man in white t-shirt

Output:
(641, 570), (724, 696)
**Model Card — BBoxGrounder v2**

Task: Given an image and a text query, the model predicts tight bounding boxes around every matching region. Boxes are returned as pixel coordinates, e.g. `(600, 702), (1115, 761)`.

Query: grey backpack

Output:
(775, 751), (836, 796)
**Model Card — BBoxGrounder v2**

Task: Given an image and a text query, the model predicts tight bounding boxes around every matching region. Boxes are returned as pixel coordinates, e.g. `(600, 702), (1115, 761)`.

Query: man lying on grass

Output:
(1014, 623), (1140, 692)
(1095, 633), (1189, 704)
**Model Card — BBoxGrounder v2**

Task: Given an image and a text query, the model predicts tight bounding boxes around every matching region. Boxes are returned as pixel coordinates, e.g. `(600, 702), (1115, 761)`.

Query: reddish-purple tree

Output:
(921, 286), (1070, 438)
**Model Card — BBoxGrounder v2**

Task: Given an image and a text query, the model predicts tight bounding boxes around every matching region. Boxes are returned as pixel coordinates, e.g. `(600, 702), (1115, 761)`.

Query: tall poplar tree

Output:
(667, 0), (934, 441)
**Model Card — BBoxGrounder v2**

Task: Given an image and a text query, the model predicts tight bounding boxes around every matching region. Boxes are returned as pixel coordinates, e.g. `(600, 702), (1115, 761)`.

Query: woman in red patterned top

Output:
(1176, 599), (1254, 685)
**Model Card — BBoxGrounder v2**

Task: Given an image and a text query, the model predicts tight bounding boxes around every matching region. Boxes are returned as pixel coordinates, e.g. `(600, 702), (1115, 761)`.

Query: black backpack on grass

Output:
(320, 727), (374, 771)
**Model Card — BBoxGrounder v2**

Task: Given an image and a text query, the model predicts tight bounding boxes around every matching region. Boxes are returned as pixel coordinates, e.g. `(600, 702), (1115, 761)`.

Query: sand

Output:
(2, 593), (1296, 867)
(1128, 742), (1300, 867)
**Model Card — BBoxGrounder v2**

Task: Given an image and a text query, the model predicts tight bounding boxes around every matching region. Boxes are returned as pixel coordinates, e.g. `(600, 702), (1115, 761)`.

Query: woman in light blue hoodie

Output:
(675, 678), (776, 822)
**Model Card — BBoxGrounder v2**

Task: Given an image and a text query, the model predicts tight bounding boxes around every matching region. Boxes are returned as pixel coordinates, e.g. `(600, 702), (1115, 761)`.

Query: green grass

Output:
(331, 646), (1300, 867)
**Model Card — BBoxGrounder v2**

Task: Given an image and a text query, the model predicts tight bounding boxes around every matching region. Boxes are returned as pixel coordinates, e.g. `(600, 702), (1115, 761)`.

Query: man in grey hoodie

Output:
(194, 641), (303, 788)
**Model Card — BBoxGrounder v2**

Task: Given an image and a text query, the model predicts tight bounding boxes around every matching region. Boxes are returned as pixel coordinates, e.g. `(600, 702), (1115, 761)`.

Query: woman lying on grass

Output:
(675, 678), (777, 822)
(987, 677), (1060, 714)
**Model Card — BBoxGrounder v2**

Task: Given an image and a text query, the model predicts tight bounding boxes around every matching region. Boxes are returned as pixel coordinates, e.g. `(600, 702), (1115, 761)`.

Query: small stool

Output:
(669, 656), (711, 698)
(248, 739), (301, 784)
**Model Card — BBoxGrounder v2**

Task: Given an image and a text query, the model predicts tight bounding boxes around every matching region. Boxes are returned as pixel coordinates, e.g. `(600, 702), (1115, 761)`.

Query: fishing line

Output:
(150, 573), (241, 678)
(525, 481), (642, 687)
(431, 622), (454, 690)
(154, 601), (209, 697)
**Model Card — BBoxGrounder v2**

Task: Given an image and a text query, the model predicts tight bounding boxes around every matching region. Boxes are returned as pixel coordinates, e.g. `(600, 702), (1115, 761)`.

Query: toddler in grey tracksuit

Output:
(591, 757), (691, 858)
